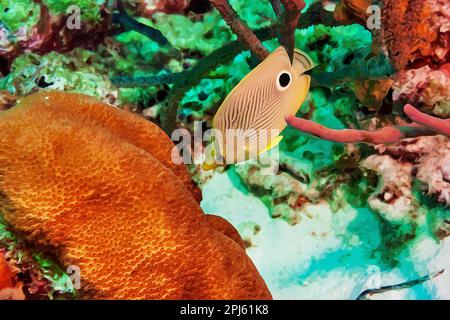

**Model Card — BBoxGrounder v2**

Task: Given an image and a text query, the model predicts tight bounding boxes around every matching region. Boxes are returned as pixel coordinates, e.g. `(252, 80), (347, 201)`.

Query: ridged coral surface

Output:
(0, 91), (270, 299)
(381, 0), (449, 70)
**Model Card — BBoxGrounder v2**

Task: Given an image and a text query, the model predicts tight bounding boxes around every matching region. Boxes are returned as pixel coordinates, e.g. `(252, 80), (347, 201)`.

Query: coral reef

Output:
(380, 0), (449, 71)
(0, 0), (110, 71)
(234, 163), (320, 225)
(0, 49), (119, 104)
(0, 91), (270, 299)
(372, 136), (450, 207)
(130, 0), (193, 16)
(333, 0), (373, 26)
(0, 90), (17, 111)
(284, 0), (450, 144)
(0, 221), (72, 299)
(382, 0), (450, 120)
(209, 0), (270, 60)
(0, 0), (449, 301)
(197, 0), (449, 299)
(0, 250), (24, 300)
(394, 65), (450, 118)
(361, 154), (417, 223)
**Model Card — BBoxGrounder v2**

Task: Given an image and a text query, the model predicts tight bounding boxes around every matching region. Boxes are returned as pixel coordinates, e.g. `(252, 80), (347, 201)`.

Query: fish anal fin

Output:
(258, 135), (283, 156)
(202, 161), (220, 171)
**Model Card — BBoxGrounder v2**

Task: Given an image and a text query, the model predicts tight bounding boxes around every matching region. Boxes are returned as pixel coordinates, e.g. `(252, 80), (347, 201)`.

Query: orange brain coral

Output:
(0, 91), (271, 299)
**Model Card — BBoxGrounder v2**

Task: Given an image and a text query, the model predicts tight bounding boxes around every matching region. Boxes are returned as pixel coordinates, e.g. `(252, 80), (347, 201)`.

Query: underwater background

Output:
(0, 0), (449, 299)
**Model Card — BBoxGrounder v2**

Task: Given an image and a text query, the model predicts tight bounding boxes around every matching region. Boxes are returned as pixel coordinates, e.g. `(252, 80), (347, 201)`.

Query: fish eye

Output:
(276, 71), (291, 91)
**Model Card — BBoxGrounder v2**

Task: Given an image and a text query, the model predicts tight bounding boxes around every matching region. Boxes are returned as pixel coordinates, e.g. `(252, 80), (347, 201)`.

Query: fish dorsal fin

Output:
(292, 49), (316, 74)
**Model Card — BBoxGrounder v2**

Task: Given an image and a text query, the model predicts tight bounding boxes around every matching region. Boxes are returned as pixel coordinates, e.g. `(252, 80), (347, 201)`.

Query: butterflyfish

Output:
(203, 46), (315, 170)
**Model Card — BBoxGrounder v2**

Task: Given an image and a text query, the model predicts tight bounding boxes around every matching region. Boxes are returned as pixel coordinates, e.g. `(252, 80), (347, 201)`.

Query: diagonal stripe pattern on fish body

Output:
(203, 46), (315, 170)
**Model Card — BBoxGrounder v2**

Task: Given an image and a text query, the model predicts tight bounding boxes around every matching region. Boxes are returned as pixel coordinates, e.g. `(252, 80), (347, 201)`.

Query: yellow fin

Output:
(202, 142), (225, 171)
(202, 161), (220, 171)
(258, 135), (283, 156)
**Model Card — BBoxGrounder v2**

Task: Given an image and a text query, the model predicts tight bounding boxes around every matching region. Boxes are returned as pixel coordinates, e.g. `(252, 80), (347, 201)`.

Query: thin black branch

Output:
(111, 73), (178, 87)
(112, 0), (170, 46)
(356, 269), (444, 300)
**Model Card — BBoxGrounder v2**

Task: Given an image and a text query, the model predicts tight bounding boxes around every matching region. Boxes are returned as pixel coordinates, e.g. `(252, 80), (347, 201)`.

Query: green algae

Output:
(0, 0), (40, 33)
(0, 49), (117, 102)
(42, 0), (105, 22)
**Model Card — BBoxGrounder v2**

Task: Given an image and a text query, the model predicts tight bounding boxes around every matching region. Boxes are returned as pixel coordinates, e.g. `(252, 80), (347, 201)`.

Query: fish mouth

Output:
(303, 69), (313, 76)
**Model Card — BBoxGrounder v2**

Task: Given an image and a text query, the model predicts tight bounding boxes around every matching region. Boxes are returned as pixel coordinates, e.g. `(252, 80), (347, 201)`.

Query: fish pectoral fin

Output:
(258, 135), (283, 156)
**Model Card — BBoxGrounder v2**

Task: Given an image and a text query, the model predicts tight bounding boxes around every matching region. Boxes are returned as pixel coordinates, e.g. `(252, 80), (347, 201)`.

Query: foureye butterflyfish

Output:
(203, 46), (315, 170)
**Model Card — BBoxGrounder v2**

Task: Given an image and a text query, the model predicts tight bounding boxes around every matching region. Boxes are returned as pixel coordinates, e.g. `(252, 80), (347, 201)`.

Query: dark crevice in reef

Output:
(0, 224), (79, 299)
(185, 0), (212, 14)
(0, 56), (11, 76)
